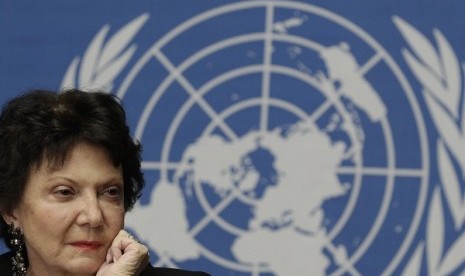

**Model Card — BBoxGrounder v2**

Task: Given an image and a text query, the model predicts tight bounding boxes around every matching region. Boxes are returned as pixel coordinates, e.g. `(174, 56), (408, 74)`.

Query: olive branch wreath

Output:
(60, 13), (149, 90)
(394, 16), (465, 275)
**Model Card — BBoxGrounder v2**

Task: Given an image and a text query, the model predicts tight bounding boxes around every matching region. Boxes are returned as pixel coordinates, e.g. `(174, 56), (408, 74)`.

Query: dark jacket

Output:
(0, 251), (210, 276)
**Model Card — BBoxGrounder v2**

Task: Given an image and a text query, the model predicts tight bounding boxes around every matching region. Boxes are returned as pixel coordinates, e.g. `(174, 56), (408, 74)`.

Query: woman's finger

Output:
(107, 230), (138, 262)
(100, 229), (149, 276)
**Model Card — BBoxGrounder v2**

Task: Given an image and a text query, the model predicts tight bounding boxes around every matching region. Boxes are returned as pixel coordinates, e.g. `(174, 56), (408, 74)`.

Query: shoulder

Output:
(141, 264), (211, 276)
(0, 251), (13, 275)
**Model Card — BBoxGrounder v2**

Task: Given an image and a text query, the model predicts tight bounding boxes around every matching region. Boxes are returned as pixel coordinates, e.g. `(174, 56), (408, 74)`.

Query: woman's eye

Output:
(53, 187), (75, 197)
(101, 187), (121, 198)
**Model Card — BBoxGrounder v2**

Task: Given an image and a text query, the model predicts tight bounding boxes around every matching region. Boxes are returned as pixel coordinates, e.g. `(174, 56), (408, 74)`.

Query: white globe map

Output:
(63, 1), (428, 275)
(128, 118), (351, 275)
(125, 38), (389, 274)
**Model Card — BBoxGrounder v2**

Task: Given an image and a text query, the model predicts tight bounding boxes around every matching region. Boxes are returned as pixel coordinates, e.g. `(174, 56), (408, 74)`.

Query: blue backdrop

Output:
(1, 1), (465, 275)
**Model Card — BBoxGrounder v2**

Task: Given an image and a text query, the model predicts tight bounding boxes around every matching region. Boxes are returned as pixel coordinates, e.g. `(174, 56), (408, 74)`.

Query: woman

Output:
(0, 89), (210, 276)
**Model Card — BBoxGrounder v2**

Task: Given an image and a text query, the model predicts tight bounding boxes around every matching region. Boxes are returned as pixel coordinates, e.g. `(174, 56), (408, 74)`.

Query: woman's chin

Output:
(65, 255), (105, 274)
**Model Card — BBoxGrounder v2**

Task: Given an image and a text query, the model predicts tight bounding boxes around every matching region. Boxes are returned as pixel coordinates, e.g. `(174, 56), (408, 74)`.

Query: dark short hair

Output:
(0, 89), (144, 246)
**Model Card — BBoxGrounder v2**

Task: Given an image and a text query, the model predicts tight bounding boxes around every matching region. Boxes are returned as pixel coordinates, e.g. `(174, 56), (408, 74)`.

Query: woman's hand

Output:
(96, 229), (149, 276)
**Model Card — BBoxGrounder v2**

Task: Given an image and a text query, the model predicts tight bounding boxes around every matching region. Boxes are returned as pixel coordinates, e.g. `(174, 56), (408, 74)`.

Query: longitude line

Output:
(153, 49), (238, 141)
(189, 192), (237, 237)
(359, 52), (382, 76)
(260, 3), (274, 132)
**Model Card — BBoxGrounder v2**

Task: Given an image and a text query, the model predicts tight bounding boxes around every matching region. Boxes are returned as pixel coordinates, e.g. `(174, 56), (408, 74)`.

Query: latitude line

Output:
(142, 161), (186, 171)
(152, 49), (238, 141)
(259, 3), (274, 133)
(143, 162), (425, 178)
(143, 161), (425, 178)
(188, 191), (239, 237)
(337, 166), (425, 177)
(142, 159), (246, 237)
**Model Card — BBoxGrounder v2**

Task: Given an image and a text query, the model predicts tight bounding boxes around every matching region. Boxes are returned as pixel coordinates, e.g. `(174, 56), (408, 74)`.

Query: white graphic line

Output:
(143, 162), (425, 178)
(359, 52), (383, 76)
(309, 98), (333, 121)
(337, 166), (425, 177)
(141, 161), (186, 170)
(153, 49), (238, 141)
(259, 3), (274, 132)
(188, 192), (238, 237)
(325, 241), (362, 276)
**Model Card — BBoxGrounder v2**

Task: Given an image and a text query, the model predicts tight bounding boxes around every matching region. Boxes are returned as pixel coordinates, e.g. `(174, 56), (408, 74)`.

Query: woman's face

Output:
(7, 142), (125, 275)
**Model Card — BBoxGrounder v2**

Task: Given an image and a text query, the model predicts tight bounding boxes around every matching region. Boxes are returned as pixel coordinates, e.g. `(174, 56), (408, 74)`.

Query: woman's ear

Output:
(1, 210), (19, 226)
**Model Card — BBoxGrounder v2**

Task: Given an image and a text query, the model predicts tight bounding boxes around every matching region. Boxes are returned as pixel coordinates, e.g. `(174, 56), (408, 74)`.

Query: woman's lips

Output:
(70, 241), (103, 250)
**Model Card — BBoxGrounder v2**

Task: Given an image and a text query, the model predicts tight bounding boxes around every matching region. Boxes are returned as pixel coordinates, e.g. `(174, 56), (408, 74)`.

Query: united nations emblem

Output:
(61, 1), (465, 275)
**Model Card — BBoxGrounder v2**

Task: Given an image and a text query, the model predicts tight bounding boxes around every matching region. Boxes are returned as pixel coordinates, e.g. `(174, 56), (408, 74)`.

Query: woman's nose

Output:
(76, 194), (104, 228)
